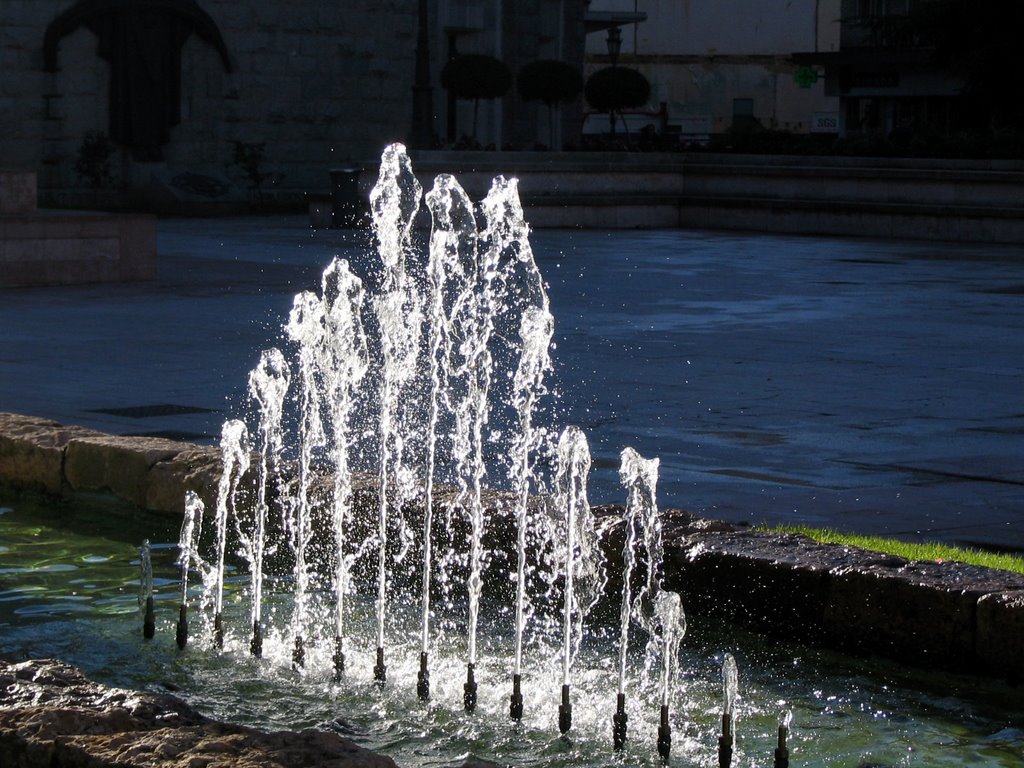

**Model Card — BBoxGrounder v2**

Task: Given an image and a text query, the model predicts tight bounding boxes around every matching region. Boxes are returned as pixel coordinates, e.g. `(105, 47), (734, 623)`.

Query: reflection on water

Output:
(1, 492), (1022, 767)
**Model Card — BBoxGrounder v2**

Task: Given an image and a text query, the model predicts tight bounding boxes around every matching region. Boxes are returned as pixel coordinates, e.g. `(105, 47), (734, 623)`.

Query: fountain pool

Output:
(1, 495), (1022, 767)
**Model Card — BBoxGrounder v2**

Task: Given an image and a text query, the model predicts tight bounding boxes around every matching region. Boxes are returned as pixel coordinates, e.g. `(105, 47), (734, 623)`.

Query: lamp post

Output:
(606, 26), (622, 67)
(606, 26), (622, 134)
(409, 0), (434, 149)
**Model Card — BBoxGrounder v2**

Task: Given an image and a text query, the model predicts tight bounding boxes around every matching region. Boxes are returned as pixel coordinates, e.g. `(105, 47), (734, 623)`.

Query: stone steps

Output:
(1, 170), (156, 288)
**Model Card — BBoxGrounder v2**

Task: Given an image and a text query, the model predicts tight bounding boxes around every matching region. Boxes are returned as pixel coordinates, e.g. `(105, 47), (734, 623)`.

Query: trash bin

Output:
(329, 166), (362, 228)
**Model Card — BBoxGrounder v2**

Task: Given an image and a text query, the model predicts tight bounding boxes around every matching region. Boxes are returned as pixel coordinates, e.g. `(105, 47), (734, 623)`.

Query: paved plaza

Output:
(1, 215), (1022, 550)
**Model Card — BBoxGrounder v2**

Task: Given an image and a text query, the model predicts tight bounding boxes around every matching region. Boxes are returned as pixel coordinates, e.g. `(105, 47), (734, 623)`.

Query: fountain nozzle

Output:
(612, 692), (627, 749)
(250, 621), (263, 658)
(718, 712), (734, 768)
(143, 596), (155, 640)
(333, 636), (346, 681)
(292, 635), (305, 669)
(373, 646), (386, 687)
(417, 652), (429, 700)
(464, 663), (478, 712)
(509, 673), (523, 721)
(175, 603), (188, 650)
(558, 684), (572, 734)
(657, 703), (671, 762)
(214, 612), (224, 649)
(774, 715), (790, 768)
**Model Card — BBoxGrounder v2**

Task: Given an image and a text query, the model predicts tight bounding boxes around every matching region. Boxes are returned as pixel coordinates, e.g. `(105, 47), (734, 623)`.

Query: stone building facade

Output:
(2, 0), (585, 207)
(3, 1), (429, 204)
(583, 0), (841, 139)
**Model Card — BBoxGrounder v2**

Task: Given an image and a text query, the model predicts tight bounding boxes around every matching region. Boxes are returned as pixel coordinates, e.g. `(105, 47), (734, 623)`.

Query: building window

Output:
(853, 0), (909, 20)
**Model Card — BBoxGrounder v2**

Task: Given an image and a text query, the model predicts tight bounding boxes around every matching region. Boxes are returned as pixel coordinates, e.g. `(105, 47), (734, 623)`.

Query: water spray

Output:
(212, 419), (250, 650)
(654, 591), (685, 762)
(284, 290), (328, 668)
(614, 447), (663, 748)
(370, 143), (423, 687)
(554, 426), (603, 734)
(322, 258), (369, 682)
(246, 347), (290, 659)
(504, 207), (554, 721)
(455, 175), (531, 713)
(176, 492), (204, 650)
(420, 173), (476, 701)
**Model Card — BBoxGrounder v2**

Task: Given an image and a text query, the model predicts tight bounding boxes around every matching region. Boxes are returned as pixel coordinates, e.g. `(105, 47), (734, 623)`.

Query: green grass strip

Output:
(765, 524), (1024, 576)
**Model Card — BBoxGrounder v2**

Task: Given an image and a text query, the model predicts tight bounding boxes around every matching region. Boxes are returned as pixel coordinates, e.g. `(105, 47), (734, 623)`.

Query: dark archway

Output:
(44, 0), (232, 158)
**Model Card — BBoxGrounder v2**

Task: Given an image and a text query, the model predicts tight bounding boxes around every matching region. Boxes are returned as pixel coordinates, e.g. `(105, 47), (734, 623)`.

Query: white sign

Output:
(811, 112), (839, 133)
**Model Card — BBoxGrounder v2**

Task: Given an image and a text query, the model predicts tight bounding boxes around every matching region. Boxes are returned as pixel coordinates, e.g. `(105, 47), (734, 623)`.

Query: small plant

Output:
(231, 140), (277, 205)
(74, 131), (115, 189)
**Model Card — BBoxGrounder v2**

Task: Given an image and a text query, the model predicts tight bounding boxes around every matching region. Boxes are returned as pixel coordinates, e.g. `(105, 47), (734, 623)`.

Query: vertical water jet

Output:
(245, 347), (290, 658)
(654, 591), (684, 762)
(321, 258), (369, 681)
(506, 266), (554, 719)
(369, 143), (423, 685)
(212, 419), (250, 650)
(553, 425), (604, 734)
(614, 447), (662, 747)
(421, 173), (476, 701)
(176, 492), (205, 650)
(284, 291), (327, 668)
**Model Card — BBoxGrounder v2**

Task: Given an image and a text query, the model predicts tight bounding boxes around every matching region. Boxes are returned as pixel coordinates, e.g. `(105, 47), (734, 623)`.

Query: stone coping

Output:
(0, 659), (395, 768)
(1, 411), (1021, 685)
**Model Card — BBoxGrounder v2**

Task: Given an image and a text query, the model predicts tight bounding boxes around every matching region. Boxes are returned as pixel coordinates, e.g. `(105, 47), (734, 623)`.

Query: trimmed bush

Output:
(441, 54), (513, 141)
(517, 59), (583, 105)
(517, 59), (584, 149)
(584, 66), (651, 135)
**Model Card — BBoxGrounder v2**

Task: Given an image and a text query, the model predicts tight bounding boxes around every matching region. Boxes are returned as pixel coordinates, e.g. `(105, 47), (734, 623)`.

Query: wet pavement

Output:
(1, 215), (1022, 549)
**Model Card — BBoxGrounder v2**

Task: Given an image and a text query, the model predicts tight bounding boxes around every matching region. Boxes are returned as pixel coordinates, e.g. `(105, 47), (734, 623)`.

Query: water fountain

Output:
(160, 143), (726, 761)
(4, 141), (1022, 767)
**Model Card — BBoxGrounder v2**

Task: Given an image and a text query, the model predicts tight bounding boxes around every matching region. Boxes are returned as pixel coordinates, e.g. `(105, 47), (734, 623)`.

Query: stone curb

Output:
(0, 412), (221, 515)
(2, 413), (1022, 685)
(654, 508), (1024, 685)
